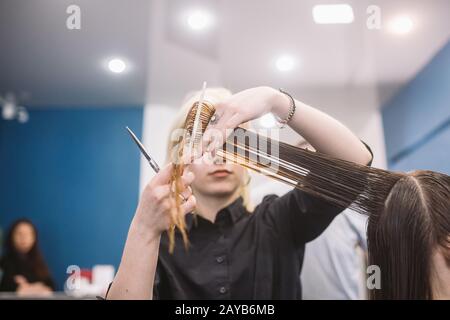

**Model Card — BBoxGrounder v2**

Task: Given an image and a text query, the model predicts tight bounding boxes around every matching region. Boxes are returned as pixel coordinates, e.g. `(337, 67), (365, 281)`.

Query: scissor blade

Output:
(126, 127), (160, 172)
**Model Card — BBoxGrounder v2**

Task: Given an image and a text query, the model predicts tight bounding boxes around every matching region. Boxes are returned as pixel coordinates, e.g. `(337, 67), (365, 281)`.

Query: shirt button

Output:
(219, 286), (227, 294)
(216, 256), (224, 263)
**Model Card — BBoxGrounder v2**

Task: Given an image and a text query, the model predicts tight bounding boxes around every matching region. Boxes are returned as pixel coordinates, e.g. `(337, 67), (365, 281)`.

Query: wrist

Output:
(129, 215), (161, 246)
(269, 88), (291, 118)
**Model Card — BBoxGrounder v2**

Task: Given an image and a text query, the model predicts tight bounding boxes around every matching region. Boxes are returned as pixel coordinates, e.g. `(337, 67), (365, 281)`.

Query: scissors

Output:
(126, 126), (191, 202)
(126, 126), (161, 173)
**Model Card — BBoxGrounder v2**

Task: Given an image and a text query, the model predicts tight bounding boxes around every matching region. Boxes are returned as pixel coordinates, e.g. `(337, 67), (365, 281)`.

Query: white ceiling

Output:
(0, 0), (449, 107)
(150, 0), (450, 107)
(0, 0), (151, 106)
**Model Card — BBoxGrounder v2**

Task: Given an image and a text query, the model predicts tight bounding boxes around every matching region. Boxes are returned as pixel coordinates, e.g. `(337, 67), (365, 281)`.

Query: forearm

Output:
(107, 218), (160, 300)
(105, 164), (196, 299)
(272, 90), (372, 165)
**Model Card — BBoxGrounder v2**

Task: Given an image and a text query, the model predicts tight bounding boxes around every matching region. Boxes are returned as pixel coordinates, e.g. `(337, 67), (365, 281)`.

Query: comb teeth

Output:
(185, 101), (216, 137)
(182, 101), (215, 158)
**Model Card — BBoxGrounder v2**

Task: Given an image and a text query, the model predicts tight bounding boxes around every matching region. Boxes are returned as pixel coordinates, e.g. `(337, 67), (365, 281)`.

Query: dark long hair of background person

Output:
(0, 218), (55, 292)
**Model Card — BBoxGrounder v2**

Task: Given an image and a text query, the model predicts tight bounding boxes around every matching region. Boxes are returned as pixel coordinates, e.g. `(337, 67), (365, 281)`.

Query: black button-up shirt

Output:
(154, 189), (348, 300)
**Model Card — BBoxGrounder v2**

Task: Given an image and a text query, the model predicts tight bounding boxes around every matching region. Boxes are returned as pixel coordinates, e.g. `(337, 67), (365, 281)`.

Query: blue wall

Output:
(0, 107), (143, 289)
(382, 40), (450, 174)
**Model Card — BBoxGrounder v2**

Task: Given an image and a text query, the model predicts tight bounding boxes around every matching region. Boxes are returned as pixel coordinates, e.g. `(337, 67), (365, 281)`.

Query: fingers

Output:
(202, 104), (233, 152)
(181, 170), (195, 185)
(151, 163), (174, 186)
(180, 186), (193, 201)
(202, 102), (250, 154)
(179, 171), (196, 212)
(146, 167), (195, 204)
(180, 171), (194, 200)
(181, 195), (196, 214)
(180, 187), (192, 201)
(14, 275), (28, 286)
(152, 185), (171, 203)
(181, 152), (194, 165)
(225, 113), (247, 130)
(207, 113), (246, 153)
(202, 127), (226, 157)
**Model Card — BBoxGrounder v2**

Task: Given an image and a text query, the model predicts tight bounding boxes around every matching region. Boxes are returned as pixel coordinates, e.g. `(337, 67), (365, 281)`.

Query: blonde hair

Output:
(166, 87), (253, 211)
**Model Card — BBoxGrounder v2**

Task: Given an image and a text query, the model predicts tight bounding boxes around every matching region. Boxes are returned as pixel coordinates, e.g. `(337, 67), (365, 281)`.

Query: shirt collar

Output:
(185, 196), (246, 231)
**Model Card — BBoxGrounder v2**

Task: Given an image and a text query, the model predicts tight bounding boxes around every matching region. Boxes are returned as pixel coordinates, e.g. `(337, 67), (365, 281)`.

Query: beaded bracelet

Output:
(276, 88), (296, 128)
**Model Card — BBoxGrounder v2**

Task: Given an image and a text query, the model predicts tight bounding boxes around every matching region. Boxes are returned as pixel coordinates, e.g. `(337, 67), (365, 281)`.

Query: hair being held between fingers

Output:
(136, 163), (196, 246)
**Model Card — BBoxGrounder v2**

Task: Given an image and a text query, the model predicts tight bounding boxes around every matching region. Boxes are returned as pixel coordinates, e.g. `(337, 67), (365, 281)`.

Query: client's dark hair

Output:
(367, 170), (450, 299)
(222, 128), (450, 299)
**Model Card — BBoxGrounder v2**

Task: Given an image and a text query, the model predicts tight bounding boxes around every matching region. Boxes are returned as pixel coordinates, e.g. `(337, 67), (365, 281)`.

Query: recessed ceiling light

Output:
(187, 10), (213, 31)
(276, 55), (296, 72)
(259, 113), (277, 128)
(108, 58), (126, 73)
(312, 4), (354, 24)
(389, 15), (413, 35)
(2, 101), (16, 120)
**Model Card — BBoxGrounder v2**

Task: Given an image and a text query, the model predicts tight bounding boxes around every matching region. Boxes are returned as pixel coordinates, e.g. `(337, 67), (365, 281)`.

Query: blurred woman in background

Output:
(0, 219), (54, 295)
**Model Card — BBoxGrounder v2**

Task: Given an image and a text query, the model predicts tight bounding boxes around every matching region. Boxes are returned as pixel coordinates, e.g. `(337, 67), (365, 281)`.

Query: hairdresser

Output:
(107, 86), (373, 299)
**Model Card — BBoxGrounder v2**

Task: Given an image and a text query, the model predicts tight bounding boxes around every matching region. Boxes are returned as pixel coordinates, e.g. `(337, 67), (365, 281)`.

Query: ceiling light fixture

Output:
(276, 55), (296, 72)
(2, 101), (16, 120)
(389, 15), (414, 35)
(187, 9), (213, 31)
(1, 94), (29, 123)
(108, 58), (127, 73)
(17, 106), (29, 123)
